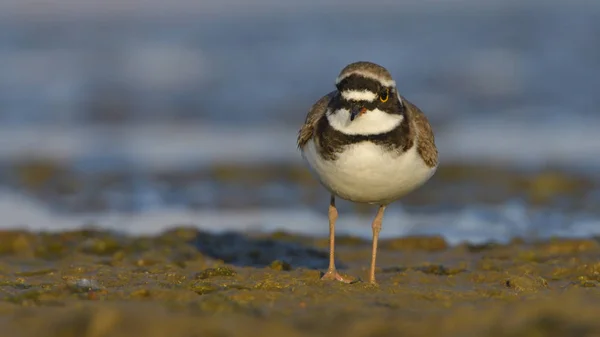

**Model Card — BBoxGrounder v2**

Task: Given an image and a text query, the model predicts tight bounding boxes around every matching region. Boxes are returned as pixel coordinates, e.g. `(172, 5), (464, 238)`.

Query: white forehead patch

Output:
(341, 90), (377, 102)
(335, 71), (396, 88)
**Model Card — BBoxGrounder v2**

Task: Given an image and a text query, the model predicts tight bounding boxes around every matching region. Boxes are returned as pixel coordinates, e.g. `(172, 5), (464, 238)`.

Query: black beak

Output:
(350, 106), (365, 121)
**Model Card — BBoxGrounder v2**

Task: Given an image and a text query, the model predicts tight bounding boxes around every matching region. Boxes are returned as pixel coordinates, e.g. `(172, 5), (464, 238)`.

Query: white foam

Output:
(0, 117), (598, 170)
(0, 123), (294, 170)
(437, 115), (600, 168)
(1, 190), (599, 245)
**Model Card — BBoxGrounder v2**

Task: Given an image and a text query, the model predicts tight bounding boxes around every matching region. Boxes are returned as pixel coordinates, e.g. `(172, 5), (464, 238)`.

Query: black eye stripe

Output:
(338, 99), (378, 110)
(333, 74), (402, 114)
(332, 93), (402, 116)
(336, 75), (381, 93)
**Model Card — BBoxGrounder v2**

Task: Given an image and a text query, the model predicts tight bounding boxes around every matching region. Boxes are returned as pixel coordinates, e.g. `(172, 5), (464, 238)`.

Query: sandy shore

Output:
(0, 228), (599, 336)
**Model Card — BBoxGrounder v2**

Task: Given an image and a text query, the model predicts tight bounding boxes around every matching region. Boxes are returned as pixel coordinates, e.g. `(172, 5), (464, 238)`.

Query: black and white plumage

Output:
(297, 61), (438, 284)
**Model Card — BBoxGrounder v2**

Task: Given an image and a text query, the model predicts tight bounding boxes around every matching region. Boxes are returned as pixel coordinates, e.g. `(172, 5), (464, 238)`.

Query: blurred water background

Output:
(0, 0), (599, 244)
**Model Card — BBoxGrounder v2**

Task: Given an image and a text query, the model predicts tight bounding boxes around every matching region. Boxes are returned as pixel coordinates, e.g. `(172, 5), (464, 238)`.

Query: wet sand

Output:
(1, 228), (600, 336)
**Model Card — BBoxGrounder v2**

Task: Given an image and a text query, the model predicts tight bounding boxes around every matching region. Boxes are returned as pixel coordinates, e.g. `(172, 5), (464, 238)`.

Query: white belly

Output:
(302, 139), (437, 204)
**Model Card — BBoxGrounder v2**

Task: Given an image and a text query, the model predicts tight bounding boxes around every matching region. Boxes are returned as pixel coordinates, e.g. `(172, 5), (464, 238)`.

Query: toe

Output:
(321, 270), (355, 283)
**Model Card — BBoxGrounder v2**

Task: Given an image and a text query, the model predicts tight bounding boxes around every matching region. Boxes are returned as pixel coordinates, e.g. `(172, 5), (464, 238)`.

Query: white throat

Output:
(327, 108), (404, 136)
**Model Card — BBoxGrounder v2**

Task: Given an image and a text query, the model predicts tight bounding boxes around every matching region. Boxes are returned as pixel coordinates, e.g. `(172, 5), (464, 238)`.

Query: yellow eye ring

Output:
(379, 88), (389, 103)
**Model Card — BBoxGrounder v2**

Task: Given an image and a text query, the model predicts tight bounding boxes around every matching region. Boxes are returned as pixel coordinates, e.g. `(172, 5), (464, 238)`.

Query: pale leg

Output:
(369, 205), (386, 284)
(321, 195), (353, 283)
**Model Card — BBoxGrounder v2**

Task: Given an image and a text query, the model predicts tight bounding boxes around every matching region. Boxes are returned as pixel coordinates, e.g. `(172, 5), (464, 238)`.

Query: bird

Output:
(297, 61), (438, 284)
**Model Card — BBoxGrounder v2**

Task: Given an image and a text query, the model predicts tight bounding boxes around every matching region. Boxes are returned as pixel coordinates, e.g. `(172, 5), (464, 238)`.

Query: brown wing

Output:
(297, 91), (336, 149)
(403, 97), (439, 168)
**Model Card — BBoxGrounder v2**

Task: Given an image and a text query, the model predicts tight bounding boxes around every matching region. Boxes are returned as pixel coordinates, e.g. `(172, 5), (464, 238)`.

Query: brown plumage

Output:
(402, 97), (439, 168)
(296, 91), (335, 150)
(337, 61), (394, 83)
(297, 93), (438, 169)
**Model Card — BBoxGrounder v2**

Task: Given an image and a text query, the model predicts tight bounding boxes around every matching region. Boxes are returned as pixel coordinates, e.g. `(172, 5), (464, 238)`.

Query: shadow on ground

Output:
(191, 231), (345, 270)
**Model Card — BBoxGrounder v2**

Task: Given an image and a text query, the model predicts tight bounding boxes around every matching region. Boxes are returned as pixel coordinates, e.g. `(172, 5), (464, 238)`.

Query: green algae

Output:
(415, 265), (467, 276)
(80, 237), (123, 256)
(0, 280), (32, 290)
(268, 260), (292, 271)
(190, 281), (221, 295)
(505, 275), (549, 292)
(0, 229), (599, 336)
(380, 236), (448, 251)
(253, 279), (286, 291)
(195, 267), (237, 279)
(6, 289), (46, 305)
(14, 269), (58, 277)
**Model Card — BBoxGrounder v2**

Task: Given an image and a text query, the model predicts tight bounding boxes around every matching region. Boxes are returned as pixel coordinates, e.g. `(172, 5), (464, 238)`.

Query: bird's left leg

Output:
(369, 205), (386, 284)
(321, 195), (354, 283)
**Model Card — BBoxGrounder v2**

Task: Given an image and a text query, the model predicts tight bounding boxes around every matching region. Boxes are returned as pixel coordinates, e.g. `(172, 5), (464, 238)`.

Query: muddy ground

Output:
(0, 228), (600, 337)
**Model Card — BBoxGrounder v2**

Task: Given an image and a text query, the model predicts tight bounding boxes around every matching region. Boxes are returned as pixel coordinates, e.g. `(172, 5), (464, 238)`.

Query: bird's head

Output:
(328, 61), (405, 135)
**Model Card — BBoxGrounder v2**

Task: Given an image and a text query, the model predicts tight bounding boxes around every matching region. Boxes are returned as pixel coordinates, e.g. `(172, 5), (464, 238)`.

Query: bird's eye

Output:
(379, 88), (389, 103)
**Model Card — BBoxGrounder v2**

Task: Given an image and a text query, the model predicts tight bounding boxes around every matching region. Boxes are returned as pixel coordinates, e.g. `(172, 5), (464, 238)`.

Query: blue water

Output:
(0, 3), (598, 126)
(0, 1), (599, 243)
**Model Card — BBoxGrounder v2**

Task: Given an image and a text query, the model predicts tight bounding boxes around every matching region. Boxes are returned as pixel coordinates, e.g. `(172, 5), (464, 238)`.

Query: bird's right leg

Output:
(321, 195), (354, 283)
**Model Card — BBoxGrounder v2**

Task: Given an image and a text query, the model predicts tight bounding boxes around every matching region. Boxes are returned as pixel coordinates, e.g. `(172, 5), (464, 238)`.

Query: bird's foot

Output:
(320, 269), (355, 283)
